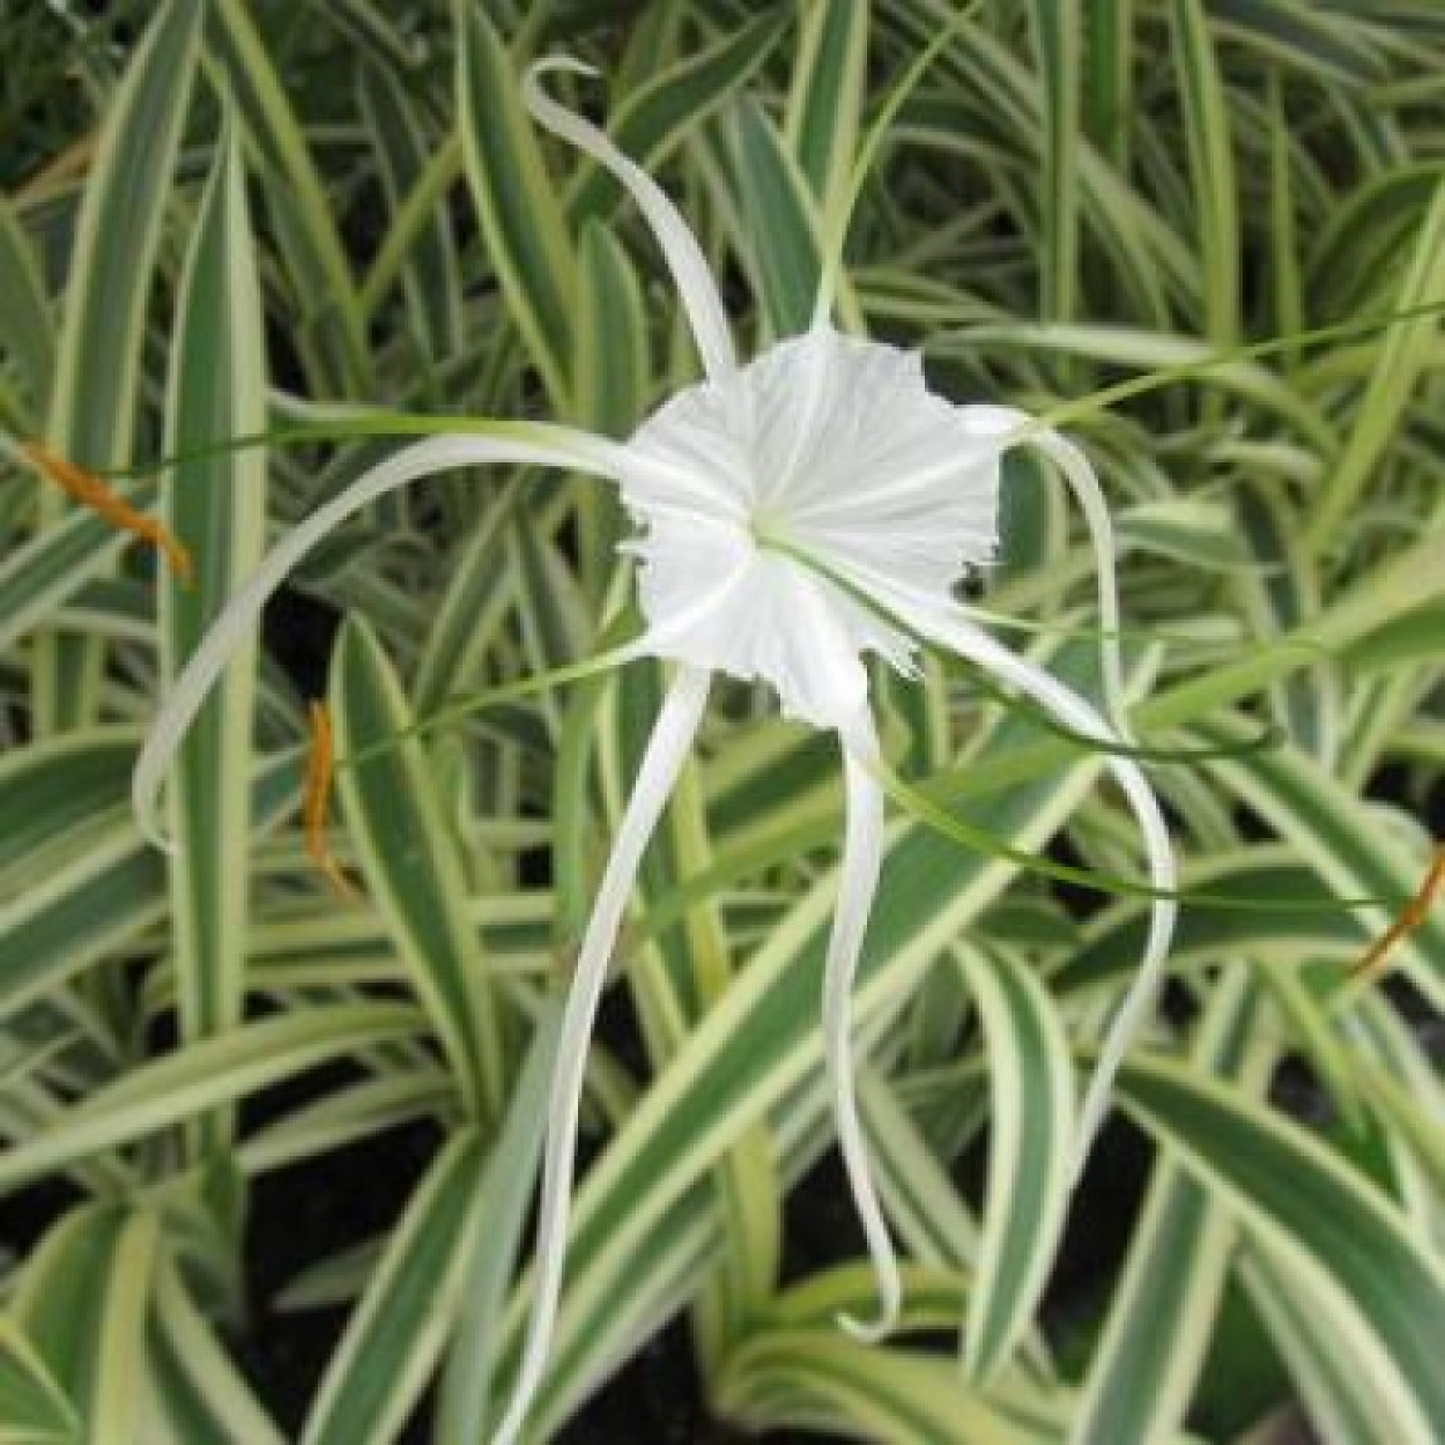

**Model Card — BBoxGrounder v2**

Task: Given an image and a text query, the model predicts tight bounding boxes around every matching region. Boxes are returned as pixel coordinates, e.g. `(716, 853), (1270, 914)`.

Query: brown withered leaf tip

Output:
(23, 441), (194, 587)
(1351, 842), (1445, 981)
(303, 699), (359, 900)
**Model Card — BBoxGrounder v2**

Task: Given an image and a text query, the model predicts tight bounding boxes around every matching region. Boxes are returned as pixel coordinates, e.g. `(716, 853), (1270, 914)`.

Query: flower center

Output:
(745, 503), (790, 553)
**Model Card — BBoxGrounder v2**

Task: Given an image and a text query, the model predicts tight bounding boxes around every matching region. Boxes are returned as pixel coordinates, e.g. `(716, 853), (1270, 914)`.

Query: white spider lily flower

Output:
(132, 58), (1177, 1445)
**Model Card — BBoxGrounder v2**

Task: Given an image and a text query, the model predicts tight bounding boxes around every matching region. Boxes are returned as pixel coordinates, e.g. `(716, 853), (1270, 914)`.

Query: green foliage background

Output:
(0, 2), (1443, 1441)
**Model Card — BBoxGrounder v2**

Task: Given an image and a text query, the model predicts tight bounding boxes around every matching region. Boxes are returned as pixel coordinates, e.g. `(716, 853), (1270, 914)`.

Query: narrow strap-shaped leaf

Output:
(575, 222), (649, 441)
(0, 192), (54, 415)
(0, 751), (297, 1024)
(1027, 0), (1081, 324)
(206, 0), (371, 393)
(435, 1004), (561, 1445)
(162, 122), (267, 1055)
(331, 617), (505, 1119)
(725, 99), (822, 339)
(44, 0), (201, 470)
(301, 1131), (490, 1445)
(1239, 1247), (1402, 1445)
(1167, 0), (1239, 344)
(718, 1329), (1037, 1444)
(1199, 716), (1445, 1010)
(1209, 0), (1388, 87)
(0, 1004), (424, 1192)
(1069, 967), (1253, 1444)
(937, 322), (1336, 453)
(1305, 178), (1445, 547)
(573, 222), (645, 601)
(958, 942), (1074, 1383)
(358, 59), (464, 364)
(0, 1315), (77, 1442)
(14, 1204), (159, 1445)
(0, 729), (138, 876)
(1234, 485), (1338, 763)
(147, 1257), (284, 1445)
(1082, 0), (1133, 169)
(34, 0), (204, 733)
(1143, 526), (1445, 730)
(0, 495), (146, 655)
(785, 0), (869, 204)
(566, 12), (786, 228)
(357, 135), (464, 326)
(1119, 1056), (1445, 1440)
(411, 479), (523, 717)
(317, 0), (422, 72)
(455, 1), (576, 408)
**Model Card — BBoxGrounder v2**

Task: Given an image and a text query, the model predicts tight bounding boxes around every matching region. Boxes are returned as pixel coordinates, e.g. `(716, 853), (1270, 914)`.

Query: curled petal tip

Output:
(836, 1303), (897, 1345)
(131, 770), (176, 857)
(139, 820), (178, 858)
(524, 54), (600, 89)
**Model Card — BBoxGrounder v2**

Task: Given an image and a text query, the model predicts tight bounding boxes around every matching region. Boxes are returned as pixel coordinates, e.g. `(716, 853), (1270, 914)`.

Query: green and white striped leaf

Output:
(455, 2), (576, 408)
(0, 1316), (77, 1444)
(959, 944), (1074, 1383)
(1027, 0), (1080, 323)
(1306, 177), (1445, 546)
(725, 100), (822, 339)
(1120, 1056), (1445, 1442)
(0, 1005), (424, 1193)
(566, 12), (786, 227)
(719, 1330), (1040, 1445)
(1168, 0), (1239, 343)
(1069, 968), (1255, 1445)
(786, 0), (869, 205)
(358, 59), (464, 365)
(145, 1258), (283, 1445)
(162, 121), (267, 1051)
(436, 1004), (562, 1444)
(331, 617), (505, 1118)
(0, 738), (297, 1022)
(1201, 718), (1445, 1009)
(301, 1130), (489, 1445)
(33, 0), (203, 732)
(207, 0), (371, 392)
(14, 1206), (158, 1445)
(44, 0), (201, 473)
(0, 194), (53, 416)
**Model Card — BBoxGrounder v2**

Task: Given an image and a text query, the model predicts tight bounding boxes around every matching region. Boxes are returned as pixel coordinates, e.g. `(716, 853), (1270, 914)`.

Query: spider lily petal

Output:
(1018, 423), (1131, 729)
(898, 605), (1177, 1167)
(524, 60), (737, 386)
(825, 714), (898, 1341)
(493, 665), (711, 1445)
(132, 426), (630, 850)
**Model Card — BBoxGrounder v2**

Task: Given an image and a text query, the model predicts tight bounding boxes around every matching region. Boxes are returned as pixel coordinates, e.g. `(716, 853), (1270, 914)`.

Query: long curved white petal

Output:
(826, 712), (900, 1341)
(132, 426), (629, 851)
(523, 60), (737, 386)
(492, 664), (710, 1445)
(904, 609), (1177, 1174)
(1020, 425), (1130, 734)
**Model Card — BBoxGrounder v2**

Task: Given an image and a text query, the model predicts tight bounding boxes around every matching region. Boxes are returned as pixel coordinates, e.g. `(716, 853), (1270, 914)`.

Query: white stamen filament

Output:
(492, 664), (710, 1445)
(524, 61), (738, 387)
(824, 716), (899, 1341)
(132, 428), (627, 851)
(914, 611), (1177, 1175)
